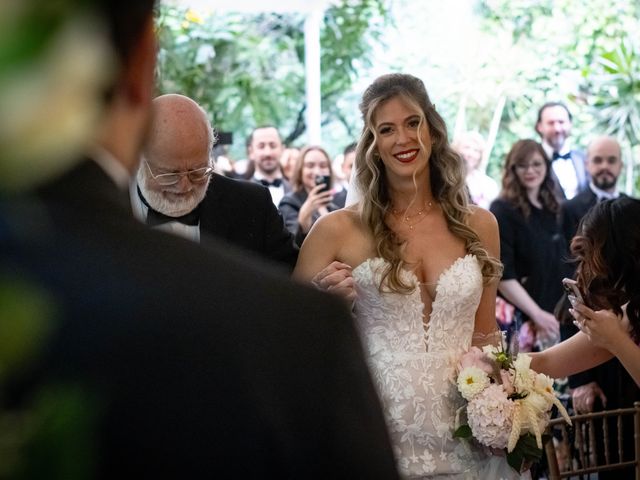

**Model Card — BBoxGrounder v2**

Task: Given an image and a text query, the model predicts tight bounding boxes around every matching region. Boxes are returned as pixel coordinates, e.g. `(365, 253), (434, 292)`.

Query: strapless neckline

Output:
(352, 254), (477, 321)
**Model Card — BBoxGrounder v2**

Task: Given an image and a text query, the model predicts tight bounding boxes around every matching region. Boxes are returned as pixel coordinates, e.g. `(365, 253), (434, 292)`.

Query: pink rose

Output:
(460, 346), (493, 374)
(500, 369), (515, 396)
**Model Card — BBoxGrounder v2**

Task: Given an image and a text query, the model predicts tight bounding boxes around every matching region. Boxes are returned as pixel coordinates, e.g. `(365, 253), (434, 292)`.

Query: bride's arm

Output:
(293, 210), (346, 283)
(469, 207), (501, 345)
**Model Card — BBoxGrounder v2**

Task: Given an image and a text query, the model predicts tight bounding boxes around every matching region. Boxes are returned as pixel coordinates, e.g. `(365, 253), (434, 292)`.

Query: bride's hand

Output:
(311, 261), (356, 302)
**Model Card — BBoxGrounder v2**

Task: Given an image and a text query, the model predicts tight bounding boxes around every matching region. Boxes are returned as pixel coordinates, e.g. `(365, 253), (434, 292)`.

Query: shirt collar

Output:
(541, 140), (572, 158)
(88, 145), (131, 190)
(589, 182), (619, 201)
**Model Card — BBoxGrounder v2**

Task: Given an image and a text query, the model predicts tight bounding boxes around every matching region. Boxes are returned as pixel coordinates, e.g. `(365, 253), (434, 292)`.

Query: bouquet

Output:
(453, 344), (571, 473)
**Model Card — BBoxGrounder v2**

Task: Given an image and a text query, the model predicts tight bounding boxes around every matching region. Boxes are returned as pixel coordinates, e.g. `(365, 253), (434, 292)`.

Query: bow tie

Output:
(138, 186), (200, 227)
(146, 207), (200, 227)
(259, 178), (282, 188)
(552, 151), (572, 161)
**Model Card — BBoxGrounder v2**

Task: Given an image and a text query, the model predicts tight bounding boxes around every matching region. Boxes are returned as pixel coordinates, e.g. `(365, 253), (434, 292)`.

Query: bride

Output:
(294, 73), (522, 478)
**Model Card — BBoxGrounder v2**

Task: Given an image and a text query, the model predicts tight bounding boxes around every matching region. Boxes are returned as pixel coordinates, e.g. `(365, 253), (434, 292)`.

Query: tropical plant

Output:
(155, 1), (390, 158)
(585, 37), (640, 192)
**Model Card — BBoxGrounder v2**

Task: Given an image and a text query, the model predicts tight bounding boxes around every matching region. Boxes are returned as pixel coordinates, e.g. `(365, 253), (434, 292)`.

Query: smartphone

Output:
(562, 278), (585, 305)
(315, 174), (331, 193)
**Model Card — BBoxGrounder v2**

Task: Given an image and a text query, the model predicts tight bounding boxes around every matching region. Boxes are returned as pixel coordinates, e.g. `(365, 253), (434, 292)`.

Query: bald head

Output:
(138, 94), (214, 217)
(144, 94), (213, 164)
(586, 136), (622, 192)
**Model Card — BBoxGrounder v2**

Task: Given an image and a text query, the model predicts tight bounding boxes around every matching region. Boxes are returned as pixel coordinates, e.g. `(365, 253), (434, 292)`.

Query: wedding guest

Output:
(294, 73), (521, 478)
(332, 142), (356, 208)
(279, 145), (341, 247)
(559, 135), (624, 247)
(0, 1), (399, 477)
(535, 102), (588, 199)
(557, 135), (627, 418)
(248, 126), (292, 206)
(132, 94), (298, 269)
(279, 147), (300, 181)
(532, 197), (640, 479)
(490, 139), (567, 351)
(452, 131), (499, 209)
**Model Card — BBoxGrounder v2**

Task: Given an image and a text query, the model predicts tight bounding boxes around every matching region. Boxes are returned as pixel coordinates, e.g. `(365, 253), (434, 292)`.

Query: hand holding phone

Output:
(315, 174), (331, 193)
(562, 278), (585, 306)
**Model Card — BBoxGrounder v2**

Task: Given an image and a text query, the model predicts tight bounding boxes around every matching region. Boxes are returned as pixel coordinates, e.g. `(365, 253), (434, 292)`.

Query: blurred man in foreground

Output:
(0, 1), (397, 477)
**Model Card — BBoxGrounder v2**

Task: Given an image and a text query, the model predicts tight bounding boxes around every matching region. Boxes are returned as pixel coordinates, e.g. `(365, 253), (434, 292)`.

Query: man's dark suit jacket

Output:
(1, 160), (398, 479)
(559, 187), (597, 247)
(199, 173), (298, 270)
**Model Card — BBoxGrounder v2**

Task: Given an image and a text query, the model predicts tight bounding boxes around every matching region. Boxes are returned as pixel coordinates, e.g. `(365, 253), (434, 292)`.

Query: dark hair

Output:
(246, 125), (281, 149)
(499, 139), (562, 218)
(571, 197), (640, 341)
(96, 0), (157, 65)
(343, 142), (357, 156)
(535, 102), (573, 129)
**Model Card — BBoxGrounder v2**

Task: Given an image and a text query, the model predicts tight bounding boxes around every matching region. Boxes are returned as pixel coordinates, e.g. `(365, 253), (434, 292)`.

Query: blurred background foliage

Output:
(156, 0), (389, 157)
(157, 0), (639, 193)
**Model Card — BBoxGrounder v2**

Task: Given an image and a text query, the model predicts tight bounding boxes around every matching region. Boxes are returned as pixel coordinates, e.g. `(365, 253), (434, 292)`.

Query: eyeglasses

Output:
(144, 159), (213, 186)
(514, 161), (545, 172)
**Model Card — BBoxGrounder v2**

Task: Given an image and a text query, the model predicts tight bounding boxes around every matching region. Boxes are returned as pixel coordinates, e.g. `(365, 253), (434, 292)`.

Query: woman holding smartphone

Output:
(531, 197), (640, 387)
(279, 145), (340, 247)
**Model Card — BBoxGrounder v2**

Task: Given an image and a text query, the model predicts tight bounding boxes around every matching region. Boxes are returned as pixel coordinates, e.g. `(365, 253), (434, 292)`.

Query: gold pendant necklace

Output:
(392, 200), (434, 230)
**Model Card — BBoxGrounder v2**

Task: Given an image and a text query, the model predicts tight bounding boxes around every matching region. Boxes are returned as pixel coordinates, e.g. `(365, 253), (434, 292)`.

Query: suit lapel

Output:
(199, 174), (231, 239)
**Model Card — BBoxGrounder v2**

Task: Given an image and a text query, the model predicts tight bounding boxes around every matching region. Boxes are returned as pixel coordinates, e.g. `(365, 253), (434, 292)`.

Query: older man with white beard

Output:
(132, 94), (298, 270)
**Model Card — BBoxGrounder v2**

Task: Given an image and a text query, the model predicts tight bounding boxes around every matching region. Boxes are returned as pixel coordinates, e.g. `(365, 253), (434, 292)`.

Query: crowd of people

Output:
(1, 0), (639, 478)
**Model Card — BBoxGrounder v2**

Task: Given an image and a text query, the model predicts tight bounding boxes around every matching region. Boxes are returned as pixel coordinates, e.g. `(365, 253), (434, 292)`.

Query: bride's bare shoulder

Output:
(310, 206), (362, 237)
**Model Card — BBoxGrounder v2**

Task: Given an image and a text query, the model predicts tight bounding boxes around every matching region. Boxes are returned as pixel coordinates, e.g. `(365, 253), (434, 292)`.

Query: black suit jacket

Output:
(1, 160), (398, 479)
(199, 173), (298, 270)
(559, 187), (597, 248)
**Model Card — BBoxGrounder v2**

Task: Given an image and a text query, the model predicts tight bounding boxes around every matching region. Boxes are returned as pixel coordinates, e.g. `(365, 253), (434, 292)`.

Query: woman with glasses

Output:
(490, 139), (568, 351)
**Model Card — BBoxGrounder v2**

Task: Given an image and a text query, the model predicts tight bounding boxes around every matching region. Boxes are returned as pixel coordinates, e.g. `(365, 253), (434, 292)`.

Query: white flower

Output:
(0, 6), (116, 191)
(512, 353), (534, 393)
(457, 366), (490, 400)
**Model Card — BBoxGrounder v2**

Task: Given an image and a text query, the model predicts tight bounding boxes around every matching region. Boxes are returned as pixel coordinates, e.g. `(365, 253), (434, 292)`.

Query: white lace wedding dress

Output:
(352, 254), (525, 479)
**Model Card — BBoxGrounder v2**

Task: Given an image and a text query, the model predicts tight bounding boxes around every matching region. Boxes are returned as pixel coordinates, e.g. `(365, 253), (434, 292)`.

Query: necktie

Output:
(259, 178), (282, 188)
(138, 186), (200, 226)
(552, 151), (572, 161)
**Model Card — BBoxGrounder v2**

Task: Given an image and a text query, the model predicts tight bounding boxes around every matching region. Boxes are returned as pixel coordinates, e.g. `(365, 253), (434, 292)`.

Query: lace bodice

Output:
(353, 255), (502, 478)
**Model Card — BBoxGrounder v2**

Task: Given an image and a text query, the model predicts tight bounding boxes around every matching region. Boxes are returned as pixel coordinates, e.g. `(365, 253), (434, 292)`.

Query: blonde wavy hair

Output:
(354, 73), (503, 293)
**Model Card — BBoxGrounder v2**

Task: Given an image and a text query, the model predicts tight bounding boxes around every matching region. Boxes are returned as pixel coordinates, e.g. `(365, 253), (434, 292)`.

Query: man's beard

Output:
(593, 172), (617, 191)
(257, 157), (280, 175)
(138, 170), (209, 217)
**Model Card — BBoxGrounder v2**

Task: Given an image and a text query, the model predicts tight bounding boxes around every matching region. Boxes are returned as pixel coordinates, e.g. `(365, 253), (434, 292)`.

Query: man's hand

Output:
(311, 261), (356, 302)
(571, 381), (607, 413)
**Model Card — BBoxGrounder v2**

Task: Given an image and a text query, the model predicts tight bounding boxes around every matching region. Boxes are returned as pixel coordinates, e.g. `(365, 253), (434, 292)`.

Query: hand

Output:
(571, 381), (607, 413)
(311, 261), (356, 303)
(571, 303), (631, 352)
(298, 185), (334, 233)
(531, 309), (560, 344)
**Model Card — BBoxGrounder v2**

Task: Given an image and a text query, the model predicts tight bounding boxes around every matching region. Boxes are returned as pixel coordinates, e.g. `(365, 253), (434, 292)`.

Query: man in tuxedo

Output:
(558, 136), (637, 478)
(560, 135), (625, 247)
(133, 94), (298, 270)
(0, 0), (398, 477)
(248, 126), (292, 206)
(535, 102), (588, 199)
